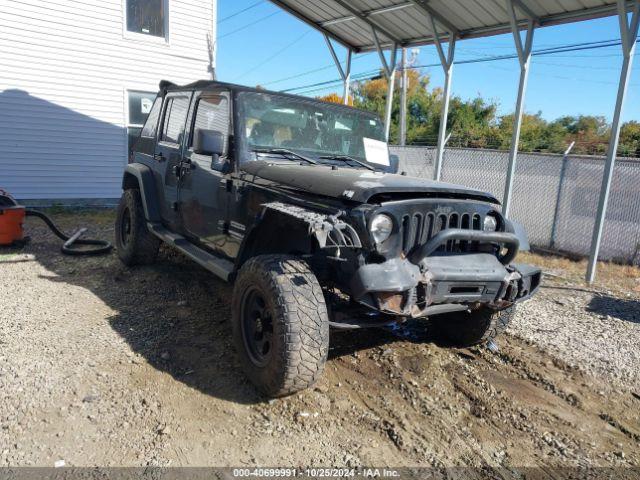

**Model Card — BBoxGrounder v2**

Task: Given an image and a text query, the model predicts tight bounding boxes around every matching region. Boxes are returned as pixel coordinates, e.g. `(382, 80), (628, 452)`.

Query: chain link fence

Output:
(390, 145), (640, 264)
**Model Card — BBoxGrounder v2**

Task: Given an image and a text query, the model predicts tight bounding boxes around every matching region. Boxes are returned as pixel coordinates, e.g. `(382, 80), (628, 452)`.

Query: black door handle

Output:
(154, 152), (165, 161)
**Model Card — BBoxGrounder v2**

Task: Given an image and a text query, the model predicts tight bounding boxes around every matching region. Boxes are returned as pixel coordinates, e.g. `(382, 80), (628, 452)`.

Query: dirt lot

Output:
(1, 210), (639, 470)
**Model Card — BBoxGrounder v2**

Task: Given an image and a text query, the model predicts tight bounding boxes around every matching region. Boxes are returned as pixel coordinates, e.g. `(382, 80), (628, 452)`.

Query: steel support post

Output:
(383, 54), (398, 141)
(372, 28), (398, 141)
(324, 34), (352, 105)
(502, 0), (536, 218)
(399, 48), (408, 145)
(343, 49), (352, 104)
(425, 12), (457, 181)
(586, 0), (640, 283)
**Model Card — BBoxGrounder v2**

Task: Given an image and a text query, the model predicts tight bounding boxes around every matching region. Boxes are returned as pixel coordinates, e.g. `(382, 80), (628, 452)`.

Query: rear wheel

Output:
(232, 255), (329, 397)
(432, 306), (515, 347)
(115, 189), (160, 266)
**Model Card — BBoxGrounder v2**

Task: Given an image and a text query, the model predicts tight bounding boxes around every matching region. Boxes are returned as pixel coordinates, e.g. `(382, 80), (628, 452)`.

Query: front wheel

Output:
(231, 255), (330, 397)
(431, 306), (515, 347)
(115, 189), (160, 266)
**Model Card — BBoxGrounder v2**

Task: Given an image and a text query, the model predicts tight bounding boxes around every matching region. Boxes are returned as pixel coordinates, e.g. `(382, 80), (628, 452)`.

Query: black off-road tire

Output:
(115, 189), (160, 266)
(432, 306), (515, 347)
(231, 255), (330, 397)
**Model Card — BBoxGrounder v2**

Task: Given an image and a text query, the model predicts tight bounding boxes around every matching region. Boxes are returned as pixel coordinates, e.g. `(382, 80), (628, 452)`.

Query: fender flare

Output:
(234, 202), (362, 268)
(122, 163), (161, 223)
(260, 202), (361, 249)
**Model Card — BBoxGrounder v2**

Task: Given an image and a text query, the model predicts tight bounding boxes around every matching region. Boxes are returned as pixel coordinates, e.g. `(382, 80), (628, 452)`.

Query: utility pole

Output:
(399, 48), (419, 146)
(399, 48), (408, 146)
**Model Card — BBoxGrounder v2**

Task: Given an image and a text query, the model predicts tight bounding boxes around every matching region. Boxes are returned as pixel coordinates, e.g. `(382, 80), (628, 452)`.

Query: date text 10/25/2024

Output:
(232, 468), (401, 478)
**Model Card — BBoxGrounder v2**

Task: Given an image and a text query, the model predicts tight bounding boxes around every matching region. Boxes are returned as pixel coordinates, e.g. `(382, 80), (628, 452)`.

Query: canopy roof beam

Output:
(320, 3), (414, 28)
(324, 34), (352, 104)
(332, 0), (403, 45)
(587, 0), (640, 283)
(502, 0), (536, 218)
(372, 28), (396, 77)
(409, 0), (458, 35)
(511, 0), (540, 23)
(268, 0), (356, 51)
(270, 0), (637, 53)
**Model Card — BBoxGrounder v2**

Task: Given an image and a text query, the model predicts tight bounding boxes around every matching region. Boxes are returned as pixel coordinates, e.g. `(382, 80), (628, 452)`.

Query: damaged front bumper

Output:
(349, 229), (541, 318)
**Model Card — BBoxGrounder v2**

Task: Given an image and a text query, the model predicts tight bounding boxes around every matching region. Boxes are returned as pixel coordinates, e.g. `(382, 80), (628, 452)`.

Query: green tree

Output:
(497, 112), (567, 152)
(620, 121), (640, 156)
(349, 70), (497, 146)
(318, 71), (637, 157)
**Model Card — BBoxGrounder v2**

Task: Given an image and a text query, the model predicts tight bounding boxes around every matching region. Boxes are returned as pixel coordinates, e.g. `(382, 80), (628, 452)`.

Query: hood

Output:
(241, 161), (499, 204)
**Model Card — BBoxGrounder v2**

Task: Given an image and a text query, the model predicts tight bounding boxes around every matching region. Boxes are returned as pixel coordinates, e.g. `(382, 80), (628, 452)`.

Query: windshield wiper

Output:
(318, 154), (375, 171)
(253, 148), (317, 165)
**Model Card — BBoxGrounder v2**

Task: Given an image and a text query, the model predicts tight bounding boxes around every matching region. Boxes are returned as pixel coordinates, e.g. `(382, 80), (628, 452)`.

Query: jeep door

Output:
(153, 91), (192, 229)
(177, 90), (231, 256)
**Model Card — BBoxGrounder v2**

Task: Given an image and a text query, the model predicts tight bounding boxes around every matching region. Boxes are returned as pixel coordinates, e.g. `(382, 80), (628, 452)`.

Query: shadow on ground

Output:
(588, 295), (640, 324)
(11, 213), (440, 404)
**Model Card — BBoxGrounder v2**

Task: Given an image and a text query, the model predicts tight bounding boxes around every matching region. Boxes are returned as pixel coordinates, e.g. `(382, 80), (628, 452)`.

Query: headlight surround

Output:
(483, 214), (498, 232)
(370, 214), (393, 244)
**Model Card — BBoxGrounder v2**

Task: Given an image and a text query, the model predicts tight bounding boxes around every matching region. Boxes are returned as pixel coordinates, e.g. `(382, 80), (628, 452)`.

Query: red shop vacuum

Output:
(0, 188), (112, 255)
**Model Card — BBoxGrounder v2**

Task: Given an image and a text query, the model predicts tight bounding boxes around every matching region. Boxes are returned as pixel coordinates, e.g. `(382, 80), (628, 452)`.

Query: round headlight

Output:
(370, 214), (393, 244)
(483, 215), (498, 232)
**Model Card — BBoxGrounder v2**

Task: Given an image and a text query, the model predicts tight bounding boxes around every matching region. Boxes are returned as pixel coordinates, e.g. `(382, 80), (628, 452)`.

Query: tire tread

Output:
(115, 189), (160, 266)
(232, 255), (330, 397)
(434, 306), (515, 347)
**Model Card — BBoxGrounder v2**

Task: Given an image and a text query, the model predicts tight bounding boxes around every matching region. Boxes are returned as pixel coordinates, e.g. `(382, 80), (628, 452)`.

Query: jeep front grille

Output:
(401, 211), (483, 254)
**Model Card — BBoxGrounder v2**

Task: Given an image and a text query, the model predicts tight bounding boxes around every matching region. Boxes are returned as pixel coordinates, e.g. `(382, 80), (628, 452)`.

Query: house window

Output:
(126, 0), (167, 38)
(127, 91), (158, 153)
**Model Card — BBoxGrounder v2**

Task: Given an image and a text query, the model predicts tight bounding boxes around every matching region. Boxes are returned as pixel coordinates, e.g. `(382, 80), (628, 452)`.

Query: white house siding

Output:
(0, 0), (216, 201)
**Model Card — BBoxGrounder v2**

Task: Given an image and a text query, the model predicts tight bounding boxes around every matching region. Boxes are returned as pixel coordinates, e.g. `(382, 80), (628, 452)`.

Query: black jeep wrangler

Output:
(117, 80), (541, 397)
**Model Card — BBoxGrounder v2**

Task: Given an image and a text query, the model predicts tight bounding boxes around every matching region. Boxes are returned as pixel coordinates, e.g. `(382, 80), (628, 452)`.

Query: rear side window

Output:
(160, 96), (189, 144)
(140, 97), (162, 138)
(191, 94), (230, 153)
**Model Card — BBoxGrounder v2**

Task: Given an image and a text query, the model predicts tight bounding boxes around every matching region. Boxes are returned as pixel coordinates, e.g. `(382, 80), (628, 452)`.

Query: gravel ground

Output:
(0, 211), (639, 469)
(513, 286), (640, 388)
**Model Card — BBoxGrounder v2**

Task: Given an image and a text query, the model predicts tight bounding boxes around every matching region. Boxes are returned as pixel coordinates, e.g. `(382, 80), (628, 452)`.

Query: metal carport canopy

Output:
(268, 0), (640, 285)
(268, 0), (623, 52)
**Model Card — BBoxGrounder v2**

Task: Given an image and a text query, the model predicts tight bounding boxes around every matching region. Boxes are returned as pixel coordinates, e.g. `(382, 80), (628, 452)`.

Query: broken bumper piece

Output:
(349, 229), (541, 318)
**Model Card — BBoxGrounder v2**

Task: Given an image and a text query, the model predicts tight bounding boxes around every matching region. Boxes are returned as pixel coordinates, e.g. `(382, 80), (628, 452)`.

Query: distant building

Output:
(0, 0), (217, 203)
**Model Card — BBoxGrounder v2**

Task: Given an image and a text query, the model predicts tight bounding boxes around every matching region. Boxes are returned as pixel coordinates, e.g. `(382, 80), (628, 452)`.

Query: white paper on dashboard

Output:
(362, 137), (390, 166)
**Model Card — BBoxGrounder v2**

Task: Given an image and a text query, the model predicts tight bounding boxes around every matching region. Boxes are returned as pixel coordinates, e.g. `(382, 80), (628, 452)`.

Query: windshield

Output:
(237, 91), (391, 170)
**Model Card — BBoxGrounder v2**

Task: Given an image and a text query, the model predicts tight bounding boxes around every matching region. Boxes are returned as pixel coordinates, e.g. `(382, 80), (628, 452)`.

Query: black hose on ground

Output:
(25, 209), (113, 256)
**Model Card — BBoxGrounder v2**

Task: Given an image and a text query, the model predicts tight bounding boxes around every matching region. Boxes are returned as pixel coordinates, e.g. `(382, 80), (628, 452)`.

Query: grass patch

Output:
(517, 251), (640, 296)
(32, 207), (116, 228)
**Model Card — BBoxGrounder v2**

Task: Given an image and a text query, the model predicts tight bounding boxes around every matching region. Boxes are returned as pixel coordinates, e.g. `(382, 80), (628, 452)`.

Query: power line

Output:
(218, 1), (265, 24)
(277, 38), (621, 93)
(260, 52), (375, 87)
(233, 31), (311, 81)
(283, 37), (640, 95)
(533, 60), (640, 70)
(479, 61), (640, 87)
(283, 69), (378, 93)
(218, 10), (281, 39)
(292, 70), (380, 95)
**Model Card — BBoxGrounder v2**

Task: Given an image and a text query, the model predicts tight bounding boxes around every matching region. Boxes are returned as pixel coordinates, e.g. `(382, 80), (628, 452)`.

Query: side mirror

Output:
(193, 129), (225, 156)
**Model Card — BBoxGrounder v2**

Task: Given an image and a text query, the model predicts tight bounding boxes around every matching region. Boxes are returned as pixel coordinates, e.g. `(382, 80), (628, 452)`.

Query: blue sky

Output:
(215, 1), (640, 122)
